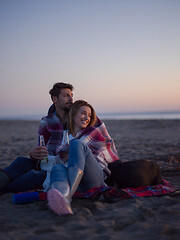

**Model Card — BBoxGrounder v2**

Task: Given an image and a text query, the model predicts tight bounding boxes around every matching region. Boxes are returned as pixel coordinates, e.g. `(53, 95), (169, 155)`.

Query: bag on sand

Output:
(105, 160), (162, 188)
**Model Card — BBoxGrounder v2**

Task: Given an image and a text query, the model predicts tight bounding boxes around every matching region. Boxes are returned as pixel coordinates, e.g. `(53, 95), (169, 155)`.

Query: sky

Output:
(0, 0), (180, 118)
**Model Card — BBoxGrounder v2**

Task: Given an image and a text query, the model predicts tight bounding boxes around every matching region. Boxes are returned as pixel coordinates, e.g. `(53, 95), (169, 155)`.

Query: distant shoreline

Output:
(1, 111), (180, 121)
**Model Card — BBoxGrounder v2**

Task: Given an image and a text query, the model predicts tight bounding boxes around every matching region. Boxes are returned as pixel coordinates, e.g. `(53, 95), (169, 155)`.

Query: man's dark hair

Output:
(49, 82), (74, 100)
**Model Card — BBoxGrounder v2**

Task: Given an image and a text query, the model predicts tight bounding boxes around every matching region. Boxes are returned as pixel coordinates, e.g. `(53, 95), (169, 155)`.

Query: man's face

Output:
(53, 88), (73, 112)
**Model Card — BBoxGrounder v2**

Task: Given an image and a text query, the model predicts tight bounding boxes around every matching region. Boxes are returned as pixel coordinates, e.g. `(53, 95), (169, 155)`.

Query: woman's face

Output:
(74, 105), (92, 133)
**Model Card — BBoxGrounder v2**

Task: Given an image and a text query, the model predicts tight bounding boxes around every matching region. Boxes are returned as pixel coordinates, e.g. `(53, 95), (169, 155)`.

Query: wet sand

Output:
(0, 119), (180, 240)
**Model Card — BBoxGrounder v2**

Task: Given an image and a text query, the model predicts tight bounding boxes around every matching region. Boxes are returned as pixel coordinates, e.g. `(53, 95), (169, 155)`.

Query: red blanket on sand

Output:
(13, 179), (177, 204)
(73, 179), (176, 202)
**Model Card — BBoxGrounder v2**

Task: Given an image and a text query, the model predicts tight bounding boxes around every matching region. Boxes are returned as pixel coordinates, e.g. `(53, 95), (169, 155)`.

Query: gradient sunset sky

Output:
(0, 0), (180, 117)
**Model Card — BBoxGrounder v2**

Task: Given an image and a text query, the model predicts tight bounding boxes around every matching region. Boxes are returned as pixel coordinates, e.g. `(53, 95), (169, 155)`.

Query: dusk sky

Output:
(0, 0), (180, 118)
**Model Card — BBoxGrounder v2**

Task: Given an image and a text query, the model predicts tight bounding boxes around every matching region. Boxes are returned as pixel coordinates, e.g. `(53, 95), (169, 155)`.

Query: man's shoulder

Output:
(38, 115), (48, 129)
(39, 115), (64, 134)
(40, 104), (55, 120)
(40, 113), (60, 124)
(39, 104), (56, 121)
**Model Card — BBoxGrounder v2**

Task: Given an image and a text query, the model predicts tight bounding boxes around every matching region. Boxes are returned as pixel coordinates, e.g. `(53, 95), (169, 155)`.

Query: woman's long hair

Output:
(68, 100), (96, 134)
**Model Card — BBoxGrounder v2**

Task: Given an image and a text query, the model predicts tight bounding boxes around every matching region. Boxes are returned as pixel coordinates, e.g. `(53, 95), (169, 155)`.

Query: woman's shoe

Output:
(47, 166), (83, 216)
(47, 188), (73, 215)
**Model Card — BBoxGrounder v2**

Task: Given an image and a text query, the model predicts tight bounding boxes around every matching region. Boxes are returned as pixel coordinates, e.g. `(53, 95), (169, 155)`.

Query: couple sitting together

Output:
(0, 82), (119, 216)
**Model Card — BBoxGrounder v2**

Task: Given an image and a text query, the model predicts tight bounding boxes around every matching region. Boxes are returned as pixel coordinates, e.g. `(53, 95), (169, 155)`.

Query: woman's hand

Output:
(60, 152), (69, 162)
(29, 146), (48, 160)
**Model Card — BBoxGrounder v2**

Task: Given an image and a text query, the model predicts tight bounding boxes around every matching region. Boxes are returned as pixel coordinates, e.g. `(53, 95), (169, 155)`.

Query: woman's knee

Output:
(70, 139), (84, 147)
(70, 139), (87, 153)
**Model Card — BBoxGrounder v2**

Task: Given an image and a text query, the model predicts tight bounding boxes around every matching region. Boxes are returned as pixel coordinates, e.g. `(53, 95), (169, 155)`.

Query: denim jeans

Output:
(4, 157), (46, 193)
(51, 139), (105, 192)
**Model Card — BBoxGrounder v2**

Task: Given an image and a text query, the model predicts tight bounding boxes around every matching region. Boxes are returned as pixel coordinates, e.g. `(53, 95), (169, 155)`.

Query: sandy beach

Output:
(0, 119), (180, 240)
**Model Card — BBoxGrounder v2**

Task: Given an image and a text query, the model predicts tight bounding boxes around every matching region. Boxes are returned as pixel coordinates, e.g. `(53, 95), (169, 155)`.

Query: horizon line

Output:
(0, 110), (180, 121)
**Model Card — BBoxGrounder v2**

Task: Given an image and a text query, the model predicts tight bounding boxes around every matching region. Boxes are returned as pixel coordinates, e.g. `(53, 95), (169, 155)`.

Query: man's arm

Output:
(38, 118), (51, 145)
(29, 146), (48, 160)
(29, 117), (50, 160)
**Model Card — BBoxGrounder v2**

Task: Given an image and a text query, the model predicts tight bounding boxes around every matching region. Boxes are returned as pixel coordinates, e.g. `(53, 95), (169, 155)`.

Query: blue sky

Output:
(0, 0), (180, 117)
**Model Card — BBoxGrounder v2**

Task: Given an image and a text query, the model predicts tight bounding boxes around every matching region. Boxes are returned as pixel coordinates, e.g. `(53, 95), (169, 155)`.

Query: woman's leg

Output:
(48, 164), (73, 215)
(48, 140), (104, 216)
(68, 139), (105, 191)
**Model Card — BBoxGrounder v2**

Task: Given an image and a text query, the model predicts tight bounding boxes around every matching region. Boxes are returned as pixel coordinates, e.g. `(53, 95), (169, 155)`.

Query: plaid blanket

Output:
(73, 179), (177, 202)
(56, 123), (119, 175)
(38, 104), (102, 156)
(12, 179), (177, 204)
(38, 111), (65, 155)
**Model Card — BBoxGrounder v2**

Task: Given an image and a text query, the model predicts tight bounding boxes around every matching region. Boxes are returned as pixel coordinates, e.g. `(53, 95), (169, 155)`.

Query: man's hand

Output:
(29, 146), (48, 160)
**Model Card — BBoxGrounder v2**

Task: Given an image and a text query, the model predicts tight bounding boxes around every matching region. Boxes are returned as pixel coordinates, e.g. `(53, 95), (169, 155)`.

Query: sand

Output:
(0, 119), (180, 240)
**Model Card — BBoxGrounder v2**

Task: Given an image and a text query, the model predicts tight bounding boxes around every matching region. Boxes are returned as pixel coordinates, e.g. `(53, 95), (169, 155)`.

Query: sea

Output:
(1, 111), (180, 121)
(98, 111), (180, 120)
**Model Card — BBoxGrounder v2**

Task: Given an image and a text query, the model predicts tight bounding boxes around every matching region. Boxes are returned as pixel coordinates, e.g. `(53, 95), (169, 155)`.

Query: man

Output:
(30, 82), (74, 160)
(0, 82), (74, 192)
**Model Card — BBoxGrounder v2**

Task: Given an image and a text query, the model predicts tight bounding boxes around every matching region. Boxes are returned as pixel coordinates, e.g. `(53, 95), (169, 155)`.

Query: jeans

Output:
(4, 157), (46, 193)
(51, 139), (105, 192)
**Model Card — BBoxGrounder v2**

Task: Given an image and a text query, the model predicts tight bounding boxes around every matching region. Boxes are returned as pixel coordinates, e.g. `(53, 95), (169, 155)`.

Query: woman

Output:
(47, 100), (119, 215)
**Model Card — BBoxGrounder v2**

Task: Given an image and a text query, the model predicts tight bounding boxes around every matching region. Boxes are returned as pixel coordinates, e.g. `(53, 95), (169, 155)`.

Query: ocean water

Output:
(98, 111), (180, 120)
(1, 111), (180, 120)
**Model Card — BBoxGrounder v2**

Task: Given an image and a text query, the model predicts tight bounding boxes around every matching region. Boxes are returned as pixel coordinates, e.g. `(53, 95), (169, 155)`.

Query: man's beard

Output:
(64, 107), (70, 113)
(64, 102), (72, 112)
